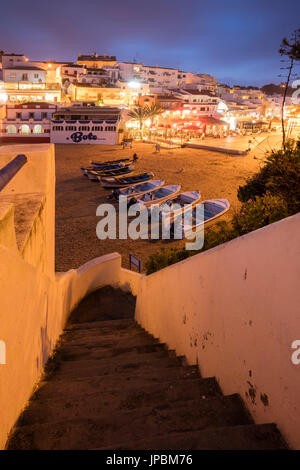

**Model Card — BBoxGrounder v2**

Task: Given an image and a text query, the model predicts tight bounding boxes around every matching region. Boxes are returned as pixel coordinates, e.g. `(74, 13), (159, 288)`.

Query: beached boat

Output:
(92, 162), (125, 171)
(91, 158), (132, 167)
(91, 160), (133, 170)
(175, 198), (230, 236)
(101, 172), (154, 188)
(158, 191), (201, 219)
(136, 185), (181, 208)
(115, 180), (165, 200)
(86, 165), (134, 181)
(81, 164), (134, 177)
(80, 162), (125, 176)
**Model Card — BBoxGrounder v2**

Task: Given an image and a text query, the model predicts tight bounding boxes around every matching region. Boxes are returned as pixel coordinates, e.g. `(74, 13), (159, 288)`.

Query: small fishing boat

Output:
(80, 162), (124, 176)
(115, 180), (165, 200)
(82, 165), (134, 181)
(158, 191), (201, 219)
(90, 158), (132, 167)
(101, 172), (154, 188)
(91, 160), (133, 170)
(175, 198), (230, 237)
(136, 185), (181, 208)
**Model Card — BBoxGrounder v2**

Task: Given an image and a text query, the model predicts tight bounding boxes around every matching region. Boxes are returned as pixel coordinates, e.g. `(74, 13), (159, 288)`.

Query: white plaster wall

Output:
(3, 69), (46, 84)
(0, 248), (126, 449)
(50, 129), (118, 145)
(119, 268), (143, 296)
(0, 144), (142, 448)
(0, 144), (55, 276)
(135, 213), (300, 449)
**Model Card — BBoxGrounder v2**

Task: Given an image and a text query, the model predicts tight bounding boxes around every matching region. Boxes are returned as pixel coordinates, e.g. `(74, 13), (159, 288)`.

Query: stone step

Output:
(55, 334), (164, 358)
(55, 341), (168, 362)
(60, 326), (156, 347)
(96, 423), (288, 451)
(19, 377), (222, 426)
(64, 318), (135, 332)
(8, 394), (252, 450)
(66, 286), (136, 325)
(45, 353), (195, 381)
(32, 374), (218, 402)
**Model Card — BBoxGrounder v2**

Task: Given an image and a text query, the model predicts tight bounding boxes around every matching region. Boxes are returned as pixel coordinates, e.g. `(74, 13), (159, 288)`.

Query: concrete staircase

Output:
(6, 287), (287, 450)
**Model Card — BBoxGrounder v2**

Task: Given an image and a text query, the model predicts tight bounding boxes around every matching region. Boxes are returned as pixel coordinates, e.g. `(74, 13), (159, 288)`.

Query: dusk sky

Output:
(1, 0), (300, 86)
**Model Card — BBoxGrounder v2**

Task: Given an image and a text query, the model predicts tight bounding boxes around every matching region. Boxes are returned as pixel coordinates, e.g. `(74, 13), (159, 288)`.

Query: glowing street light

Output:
(0, 92), (8, 104)
(128, 81), (141, 90)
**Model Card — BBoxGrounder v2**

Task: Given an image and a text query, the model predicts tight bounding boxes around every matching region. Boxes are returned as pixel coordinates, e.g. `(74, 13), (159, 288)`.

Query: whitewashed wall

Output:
(135, 213), (300, 449)
(0, 144), (140, 448)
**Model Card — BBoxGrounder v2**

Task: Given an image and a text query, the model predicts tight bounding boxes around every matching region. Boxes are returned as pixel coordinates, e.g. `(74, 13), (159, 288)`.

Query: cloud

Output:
(1, 0), (300, 84)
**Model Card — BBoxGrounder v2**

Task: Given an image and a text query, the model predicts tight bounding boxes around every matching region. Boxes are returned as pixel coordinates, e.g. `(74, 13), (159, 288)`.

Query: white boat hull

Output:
(137, 185), (181, 208)
(119, 180), (165, 200)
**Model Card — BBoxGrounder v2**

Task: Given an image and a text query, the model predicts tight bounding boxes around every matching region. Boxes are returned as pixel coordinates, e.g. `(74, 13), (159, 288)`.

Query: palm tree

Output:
(127, 106), (150, 138)
(147, 103), (164, 125)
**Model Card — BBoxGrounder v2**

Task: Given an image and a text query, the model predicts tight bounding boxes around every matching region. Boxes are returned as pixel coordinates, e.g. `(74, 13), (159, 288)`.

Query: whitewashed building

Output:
(61, 64), (86, 83)
(0, 102), (56, 143)
(1, 54), (28, 69)
(116, 62), (179, 89)
(178, 72), (217, 93)
(172, 89), (220, 115)
(1, 53), (62, 103)
(50, 104), (122, 145)
(3, 66), (46, 84)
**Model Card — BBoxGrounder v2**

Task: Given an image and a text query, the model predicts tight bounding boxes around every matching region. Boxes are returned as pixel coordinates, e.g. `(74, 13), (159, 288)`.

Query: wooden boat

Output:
(136, 185), (181, 208)
(176, 198), (230, 236)
(91, 158), (132, 167)
(82, 165), (134, 181)
(101, 172), (154, 188)
(116, 180), (165, 200)
(158, 191), (201, 219)
(91, 160), (133, 170)
(81, 162), (125, 175)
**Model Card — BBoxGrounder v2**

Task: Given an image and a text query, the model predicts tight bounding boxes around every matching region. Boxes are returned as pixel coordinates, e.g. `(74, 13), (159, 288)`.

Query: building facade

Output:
(50, 104), (122, 144)
(0, 102), (56, 143)
(1, 54), (62, 103)
(77, 53), (117, 68)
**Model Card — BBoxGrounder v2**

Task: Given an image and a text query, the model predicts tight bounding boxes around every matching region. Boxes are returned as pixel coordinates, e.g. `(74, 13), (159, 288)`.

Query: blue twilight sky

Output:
(1, 0), (300, 86)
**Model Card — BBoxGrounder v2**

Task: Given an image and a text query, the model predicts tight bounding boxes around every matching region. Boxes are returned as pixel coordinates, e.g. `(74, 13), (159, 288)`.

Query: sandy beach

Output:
(55, 141), (265, 272)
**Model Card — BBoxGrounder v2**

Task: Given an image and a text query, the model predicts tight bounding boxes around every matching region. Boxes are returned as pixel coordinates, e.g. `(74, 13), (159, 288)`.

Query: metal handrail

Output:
(0, 155), (27, 191)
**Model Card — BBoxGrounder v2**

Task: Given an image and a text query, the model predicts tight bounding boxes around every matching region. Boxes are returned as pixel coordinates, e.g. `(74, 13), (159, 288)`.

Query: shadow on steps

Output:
(5, 286), (289, 450)
(67, 286), (136, 326)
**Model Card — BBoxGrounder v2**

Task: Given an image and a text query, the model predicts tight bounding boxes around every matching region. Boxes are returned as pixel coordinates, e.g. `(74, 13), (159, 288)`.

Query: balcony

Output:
(3, 117), (51, 124)
(2, 82), (61, 91)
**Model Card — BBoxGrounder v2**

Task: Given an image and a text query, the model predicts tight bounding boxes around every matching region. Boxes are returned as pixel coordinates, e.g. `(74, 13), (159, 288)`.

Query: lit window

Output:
(33, 125), (43, 134)
(19, 124), (30, 135)
(6, 125), (16, 134)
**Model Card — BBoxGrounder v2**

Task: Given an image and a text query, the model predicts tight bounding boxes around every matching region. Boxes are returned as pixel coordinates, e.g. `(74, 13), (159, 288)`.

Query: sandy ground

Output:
(55, 142), (265, 272)
(188, 132), (282, 151)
